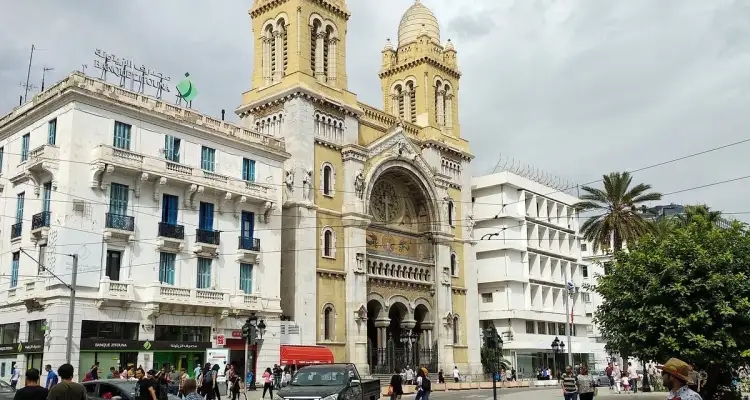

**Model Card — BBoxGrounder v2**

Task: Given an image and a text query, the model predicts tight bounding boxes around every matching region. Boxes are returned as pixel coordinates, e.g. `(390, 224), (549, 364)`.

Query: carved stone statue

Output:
(354, 170), (365, 199)
(285, 169), (295, 198)
(302, 168), (312, 200)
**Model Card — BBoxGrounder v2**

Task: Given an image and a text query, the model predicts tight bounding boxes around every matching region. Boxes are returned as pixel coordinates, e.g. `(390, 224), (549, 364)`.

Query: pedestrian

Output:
(47, 364), (86, 400)
(612, 364), (621, 393)
(451, 366), (459, 383)
(44, 365), (59, 389)
(662, 358), (702, 399)
(228, 370), (241, 400)
(414, 369), (431, 400)
(211, 364), (222, 400)
(605, 363), (613, 390)
(621, 374), (630, 394)
(437, 369), (444, 384)
(193, 364), (202, 380)
(405, 366), (414, 385)
(627, 362), (639, 393)
(576, 364), (596, 400)
(181, 379), (202, 400)
(261, 367), (274, 399)
(91, 363), (100, 380)
(560, 365), (578, 400)
(13, 368), (48, 400)
(389, 367), (403, 400)
(273, 364), (282, 390)
(10, 363), (20, 389)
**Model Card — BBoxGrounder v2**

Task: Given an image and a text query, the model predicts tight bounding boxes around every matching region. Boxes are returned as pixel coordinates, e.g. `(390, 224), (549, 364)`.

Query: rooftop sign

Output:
(93, 49), (171, 99)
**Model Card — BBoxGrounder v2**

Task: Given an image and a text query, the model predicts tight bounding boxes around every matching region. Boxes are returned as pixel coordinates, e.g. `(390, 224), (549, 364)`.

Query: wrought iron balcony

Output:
(105, 213), (135, 231)
(10, 223), (22, 240)
(238, 237), (260, 251)
(158, 222), (185, 239)
(32, 211), (51, 230)
(196, 229), (220, 245)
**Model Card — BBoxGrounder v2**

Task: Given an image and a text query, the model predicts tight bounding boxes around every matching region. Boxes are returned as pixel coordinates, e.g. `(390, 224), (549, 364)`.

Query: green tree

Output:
(574, 172), (662, 252)
(675, 204), (723, 227)
(591, 215), (750, 399)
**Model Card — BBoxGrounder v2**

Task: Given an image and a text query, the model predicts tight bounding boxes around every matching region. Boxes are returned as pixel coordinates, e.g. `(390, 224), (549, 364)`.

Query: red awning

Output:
(280, 345), (334, 365)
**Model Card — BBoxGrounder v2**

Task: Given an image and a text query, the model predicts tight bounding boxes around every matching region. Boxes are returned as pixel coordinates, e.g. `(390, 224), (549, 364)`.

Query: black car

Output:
(275, 364), (380, 400)
(81, 379), (181, 400)
(0, 380), (15, 400)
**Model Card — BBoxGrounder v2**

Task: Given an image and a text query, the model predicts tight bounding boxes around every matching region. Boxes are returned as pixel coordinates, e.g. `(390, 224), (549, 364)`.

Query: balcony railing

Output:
(10, 223), (22, 239)
(158, 222), (185, 239)
(238, 237), (260, 251)
(31, 211), (51, 230)
(196, 229), (220, 245)
(106, 213), (135, 231)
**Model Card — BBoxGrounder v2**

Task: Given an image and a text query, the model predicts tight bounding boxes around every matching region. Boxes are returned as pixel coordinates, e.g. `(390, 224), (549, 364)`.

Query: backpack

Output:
(421, 378), (431, 392)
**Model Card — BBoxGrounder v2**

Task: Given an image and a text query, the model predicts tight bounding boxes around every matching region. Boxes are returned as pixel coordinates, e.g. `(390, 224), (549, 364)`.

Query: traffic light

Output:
(242, 322), (249, 339)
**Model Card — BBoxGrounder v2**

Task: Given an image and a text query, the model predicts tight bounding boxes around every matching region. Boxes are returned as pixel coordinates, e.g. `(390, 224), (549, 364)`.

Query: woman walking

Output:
(261, 367), (274, 399)
(389, 367), (403, 400)
(576, 364), (596, 400)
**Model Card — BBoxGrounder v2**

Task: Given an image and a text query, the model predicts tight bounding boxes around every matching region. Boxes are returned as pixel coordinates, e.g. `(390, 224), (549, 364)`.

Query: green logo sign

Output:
(143, 341), (152, 350)
(17, 343), (22, 352)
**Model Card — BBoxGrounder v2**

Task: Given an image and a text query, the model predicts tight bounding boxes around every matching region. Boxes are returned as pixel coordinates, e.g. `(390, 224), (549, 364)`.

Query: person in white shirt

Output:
(627, 362), (639, 393)
(10, 365), (20, 388)
(612, 364), (622, 393)
(452, 366), (460, 383)
(405, 367), (414, 385)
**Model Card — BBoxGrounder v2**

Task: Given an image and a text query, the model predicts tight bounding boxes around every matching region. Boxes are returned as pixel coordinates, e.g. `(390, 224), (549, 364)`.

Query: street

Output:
(239, 388), (670, 400)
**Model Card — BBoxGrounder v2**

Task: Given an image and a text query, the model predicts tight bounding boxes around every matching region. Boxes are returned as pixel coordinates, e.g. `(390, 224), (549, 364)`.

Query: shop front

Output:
(0, 340), (45, 377)
(79, 338), (212, 378)
(79, 321), (140, 380)
(225, 339), (256, 379)
(154, 325), (213, 375)
(0, 323), (20, 382)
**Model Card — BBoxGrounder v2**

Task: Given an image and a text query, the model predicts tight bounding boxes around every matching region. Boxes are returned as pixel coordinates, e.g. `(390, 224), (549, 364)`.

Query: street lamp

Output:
(551, 337), (565, 377)
(257, 319), (267, 340)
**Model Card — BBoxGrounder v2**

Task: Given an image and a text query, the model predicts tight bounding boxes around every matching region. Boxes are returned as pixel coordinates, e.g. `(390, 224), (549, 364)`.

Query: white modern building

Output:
(0, 72), (289, 382)
(471, 171), (607, 377)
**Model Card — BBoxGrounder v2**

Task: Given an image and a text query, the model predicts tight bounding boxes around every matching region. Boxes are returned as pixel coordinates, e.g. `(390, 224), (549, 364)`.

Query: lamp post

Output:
(244, 313), (259, 391)
(492, 333), (504, 400)
(551, 336), (565, 378)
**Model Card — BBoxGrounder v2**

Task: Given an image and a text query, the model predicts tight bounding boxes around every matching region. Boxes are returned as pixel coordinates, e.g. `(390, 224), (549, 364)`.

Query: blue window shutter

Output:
(162, 194), (178, 224)
(243, 159), (256, 182)
(239, 263), (253, 293)
(11, 253), (19, 288)
(159, 252), (176, 284)
(109, 184), (129, 215)
(48, 119), (57, 145)
(199, 202), (214, 230)
(201, 146), (215, 172)
(241, 211), (255, 240)
(0, 147), (4, 174)
(197, 258), (212, 288)
(113, 121), (131, 150)
(21, 134), (30, 161)
(16, 193), (25, 223)
(42, 183), (52, 213)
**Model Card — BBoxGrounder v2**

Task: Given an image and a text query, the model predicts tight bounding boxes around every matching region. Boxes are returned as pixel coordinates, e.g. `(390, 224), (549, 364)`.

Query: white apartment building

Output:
(0, 72), (289, 382)
(472, 171), (607, 377)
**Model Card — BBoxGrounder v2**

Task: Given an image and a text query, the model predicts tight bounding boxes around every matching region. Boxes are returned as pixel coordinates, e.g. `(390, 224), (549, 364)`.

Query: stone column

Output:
(315, 32), (326, 82)
(444, 94), (453, 130)
(375, 319), (390, 366)
(262, 37), (272, 86)
(327, 38), (337, 84)
(436, 90), (445, 127)
(391, 94), (400, 116)
(403, 91), (412, 122)
(433, 233), (455, 369)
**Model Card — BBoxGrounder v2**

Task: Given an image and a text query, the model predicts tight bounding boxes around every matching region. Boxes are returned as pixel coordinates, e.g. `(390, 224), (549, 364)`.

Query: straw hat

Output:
(662, 358), (693, 384)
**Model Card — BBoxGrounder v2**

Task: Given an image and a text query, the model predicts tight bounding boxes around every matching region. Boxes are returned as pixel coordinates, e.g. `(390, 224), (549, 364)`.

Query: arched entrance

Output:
(364, 163), (439, 374)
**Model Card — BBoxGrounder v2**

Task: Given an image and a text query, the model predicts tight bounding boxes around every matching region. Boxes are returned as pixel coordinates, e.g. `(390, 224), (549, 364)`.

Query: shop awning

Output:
(280, 345), (334, 365)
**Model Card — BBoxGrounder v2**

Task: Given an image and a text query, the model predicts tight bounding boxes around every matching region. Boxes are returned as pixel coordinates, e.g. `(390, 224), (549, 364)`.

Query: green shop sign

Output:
(79, 339), (212, 352)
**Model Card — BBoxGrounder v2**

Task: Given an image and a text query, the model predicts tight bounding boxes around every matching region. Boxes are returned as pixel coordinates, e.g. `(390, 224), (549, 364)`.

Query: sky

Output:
(1, 0), (749, 221)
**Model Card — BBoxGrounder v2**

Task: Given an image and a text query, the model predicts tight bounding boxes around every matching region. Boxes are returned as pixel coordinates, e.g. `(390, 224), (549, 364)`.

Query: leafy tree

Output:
(574, 172), (662, 252)
(675, 204), (723, 228)
(480, 347), (512, 375)
(591, 215), (750, 399)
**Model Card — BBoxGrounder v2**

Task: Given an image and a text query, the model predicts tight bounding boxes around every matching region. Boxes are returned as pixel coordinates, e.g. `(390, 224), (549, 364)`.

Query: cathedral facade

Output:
(236, 0), (481, 375)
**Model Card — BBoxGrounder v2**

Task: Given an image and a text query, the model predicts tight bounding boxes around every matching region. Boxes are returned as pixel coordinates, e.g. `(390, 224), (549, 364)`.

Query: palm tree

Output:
(674, 204), (722, 227)
(574, 172), (662, 252)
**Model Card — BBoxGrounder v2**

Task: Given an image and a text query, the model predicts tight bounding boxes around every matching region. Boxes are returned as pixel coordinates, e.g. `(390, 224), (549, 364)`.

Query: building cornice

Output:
(379, 56), (461, 80)
(250, 0), (350, 20)
(236, 86), (362, 119)
(421, 139), (473, 161)
(0, 73), (289, 161)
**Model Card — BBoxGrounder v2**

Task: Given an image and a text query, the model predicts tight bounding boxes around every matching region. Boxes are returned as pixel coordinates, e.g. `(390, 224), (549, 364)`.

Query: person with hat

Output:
(661, 358), (702, 400)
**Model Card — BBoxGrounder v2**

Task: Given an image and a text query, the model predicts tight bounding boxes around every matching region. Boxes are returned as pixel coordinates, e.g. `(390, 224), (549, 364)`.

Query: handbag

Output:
(387, 386), (393, 396)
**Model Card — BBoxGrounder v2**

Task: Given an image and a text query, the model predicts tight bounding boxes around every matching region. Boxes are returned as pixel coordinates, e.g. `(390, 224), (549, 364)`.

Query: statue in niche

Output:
(285, 169), (295, 198)
(354, 170), (365, 199)
(466, 214), (475, 237)
(302, 168), (312, 200)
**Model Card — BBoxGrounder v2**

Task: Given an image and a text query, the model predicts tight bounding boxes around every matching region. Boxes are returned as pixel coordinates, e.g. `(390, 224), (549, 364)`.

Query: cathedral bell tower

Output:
(239, 0), (352, 112)
(379, 0), (460, 136)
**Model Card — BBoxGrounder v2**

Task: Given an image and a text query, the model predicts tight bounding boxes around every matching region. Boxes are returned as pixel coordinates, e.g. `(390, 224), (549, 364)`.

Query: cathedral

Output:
(236, 0), (481, 375)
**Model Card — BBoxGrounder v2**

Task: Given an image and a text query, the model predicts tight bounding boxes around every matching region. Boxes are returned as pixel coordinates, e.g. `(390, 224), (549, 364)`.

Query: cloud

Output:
(1, 0), (748, 221)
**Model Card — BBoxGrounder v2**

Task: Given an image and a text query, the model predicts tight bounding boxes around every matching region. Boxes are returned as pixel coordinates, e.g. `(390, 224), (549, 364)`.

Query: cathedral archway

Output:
(365, 157), (440, 372)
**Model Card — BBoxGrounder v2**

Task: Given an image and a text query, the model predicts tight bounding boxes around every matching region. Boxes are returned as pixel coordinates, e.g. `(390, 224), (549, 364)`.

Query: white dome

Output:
(397, 0), (440, 47)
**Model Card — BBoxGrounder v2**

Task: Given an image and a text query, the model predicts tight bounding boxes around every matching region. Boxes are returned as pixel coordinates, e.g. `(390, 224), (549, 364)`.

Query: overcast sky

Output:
(1, 0), (749, 221)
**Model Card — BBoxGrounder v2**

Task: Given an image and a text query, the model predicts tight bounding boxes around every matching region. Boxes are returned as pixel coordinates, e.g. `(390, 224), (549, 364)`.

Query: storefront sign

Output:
(216, 335), (225, 346)
(0, 341), (45, 355)
(93, 49), (171, 99)
(231, 331), (242, 338)
(80, 338), (212, 352)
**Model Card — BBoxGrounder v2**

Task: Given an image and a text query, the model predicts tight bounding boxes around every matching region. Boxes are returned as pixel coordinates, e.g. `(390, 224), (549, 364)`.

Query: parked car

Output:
(81, 379), (180, 400)
(275, 364), (380, 400)
(0, 380), (15, 400)
(592, 371), (611, 387)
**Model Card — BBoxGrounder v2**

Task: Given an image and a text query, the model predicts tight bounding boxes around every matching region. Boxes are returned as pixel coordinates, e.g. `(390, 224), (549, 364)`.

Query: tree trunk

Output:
(699, 364), (740, 400)
(613, 230), (623, 252)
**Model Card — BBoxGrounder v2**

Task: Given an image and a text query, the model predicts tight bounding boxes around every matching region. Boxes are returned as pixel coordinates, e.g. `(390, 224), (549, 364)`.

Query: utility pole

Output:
(563, 270), (574, 367)
(19, 249), (78, 363)
(66, 255), (78, 363)
(23, 45), (35, 103)
(41, 67), (54, 91)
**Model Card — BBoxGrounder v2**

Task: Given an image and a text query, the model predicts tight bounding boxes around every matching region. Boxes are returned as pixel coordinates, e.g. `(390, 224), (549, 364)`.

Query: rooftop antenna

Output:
(41, 66), (54, 91)
(23, 44), (35, 103)
(81, 64), (88, 74)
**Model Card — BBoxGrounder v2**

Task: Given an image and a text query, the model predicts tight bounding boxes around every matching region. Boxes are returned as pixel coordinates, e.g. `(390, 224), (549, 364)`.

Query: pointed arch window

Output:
(321, 227), (336, 258)
(323, 305), (335, 340)
(311, 20), (324, 79)
(450, 252), (458, 277)
(448, 200), (454, 226)
(452, 315), (460, 344)
(273, 19), (288, 82)
(320, 162), (336, 197)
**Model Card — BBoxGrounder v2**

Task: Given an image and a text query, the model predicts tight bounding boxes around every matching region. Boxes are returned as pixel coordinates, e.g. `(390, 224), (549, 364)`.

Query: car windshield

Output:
(0, 380), (14, 393)
(107, 381), (136, 396)
(291, 369), (348, 386)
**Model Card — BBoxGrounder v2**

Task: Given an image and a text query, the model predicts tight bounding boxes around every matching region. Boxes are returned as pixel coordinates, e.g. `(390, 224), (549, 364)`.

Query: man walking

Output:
(661, 358), (702, 399)
(45, 365), (58, 389)
(10, 363), (20, 389)
(14, 368), (48, 400)
(47, 364), (86, 400)
(627, 362), (639, 393)
(561, 365), (578, 400)
(605, 363), (613, 390)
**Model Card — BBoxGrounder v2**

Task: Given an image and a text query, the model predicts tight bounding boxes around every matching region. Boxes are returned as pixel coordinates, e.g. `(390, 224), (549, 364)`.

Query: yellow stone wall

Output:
(314, 144), (344, 210)
(451, 290), (469, 364)
(316, 210), (344, 271)
(316, 275), (347, 360)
